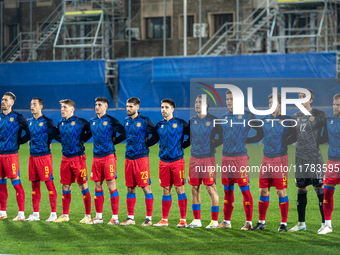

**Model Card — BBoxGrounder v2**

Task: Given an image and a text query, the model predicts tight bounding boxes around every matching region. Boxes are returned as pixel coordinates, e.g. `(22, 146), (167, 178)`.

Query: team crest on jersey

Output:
(161, 125), (164, 128)
(173, 123), (177, 128)
(279, 120), (283, 124)
(71, 121), (75, 126)
(310, 116), (315, 121)
(137, 122), (141, 127)
(238, 115), (242, 119)
(10, 117), (14, 122)
(39, 122), (43, 127)
(331, 120), (334, 124)
(103, 121), (108, 126)
(206, 121), (211, 126)
(92, 122), (95, 125)
(194, 121), (197, 124)
(126, 122), (129, 126)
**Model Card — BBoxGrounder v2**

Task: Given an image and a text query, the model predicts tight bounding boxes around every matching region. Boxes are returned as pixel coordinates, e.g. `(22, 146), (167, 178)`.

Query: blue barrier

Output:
(118, 53), (336, 108)
(0, 60), (113, 109)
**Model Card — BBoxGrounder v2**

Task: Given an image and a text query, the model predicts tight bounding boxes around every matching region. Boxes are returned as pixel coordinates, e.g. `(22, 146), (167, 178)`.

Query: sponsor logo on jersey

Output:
(206, 121), (211, 126)
(173, 123), (177, 128)
(137, 122), (141, 127)
(71, 121), (75, 126)
(238, 115), (242, 119)
(39, 122), (43, 127)
(103, 121), (107, 126)
(10, 117), (14, 122)
(310, 116), (315, 121)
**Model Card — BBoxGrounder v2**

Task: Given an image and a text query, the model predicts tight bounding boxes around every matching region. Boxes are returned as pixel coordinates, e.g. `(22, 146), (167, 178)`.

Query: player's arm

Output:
(182, 120), (191, 149)
(212, 122), (223, 147)
(18, 114), (30, 144)
(146, 123), (160, 147)
(246, 114), (264, 144)
(47, 119), (61, 142)
(286, 115), (297, 145)
(54, 122), (62, 143)
(112, 118), (126, 145)
(81, 119), (92, 142)
(318, 112), (329, 144)
(182, 119), (190, 149)
(145, 117), (156, 146)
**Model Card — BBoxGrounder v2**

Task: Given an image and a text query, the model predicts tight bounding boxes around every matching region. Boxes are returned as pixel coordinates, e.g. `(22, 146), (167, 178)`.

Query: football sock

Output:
(323, 186), (335, 224)
(316, 188), (325, 223)
(62, 190), (71, 215)
(297, 190), (307, 222)
(127, 192), (136, 218)
(258, 195), (269, 222)
(223, 185), (234, 221)
(192, 204), (201, 220)
(110, 189), (119, 216)
(12, 179), (25, 212)
(211, 206), (219, 221)
(279, 196), (289, 223)
(0, 179), (8, 212)
(81, 188), (91, 215)
(240, 185), (253, 222)
(162, 195), (172, 220)
(45, 180), (57, 213)
(31, 181), (41, 213)
(178, 193), (187, 220)
(145, 193), (154, 218)
(94, 190), (104, 214)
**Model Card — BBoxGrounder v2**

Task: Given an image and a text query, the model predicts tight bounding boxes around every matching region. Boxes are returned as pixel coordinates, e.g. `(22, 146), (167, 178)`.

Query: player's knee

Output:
(260, 189), (268, 197)
(297, 189), (308, 195)
(276, 189), (286, 197)
(314, 187), (324, 195)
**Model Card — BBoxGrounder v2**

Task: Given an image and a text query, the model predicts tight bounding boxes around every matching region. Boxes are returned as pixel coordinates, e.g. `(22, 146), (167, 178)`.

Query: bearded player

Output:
(318, 94), (340, 234)
(120, 97), (155, 226)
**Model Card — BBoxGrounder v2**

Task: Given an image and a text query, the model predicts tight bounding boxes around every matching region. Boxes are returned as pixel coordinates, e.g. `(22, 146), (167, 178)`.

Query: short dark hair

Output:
(4, 92), (16, 101)
(95, 97), (109, 105)
(197, 95), (210, 108)
(226, 90), (232, 95)
(161, 98), (175, 108)
(59, 99), (75, 109)
(268, 93), (281, 104)
(299, 88), (315, 106)
(334, 94), (340, 101)
(127, 97), (140, 106)
(32, 97), (44, 106)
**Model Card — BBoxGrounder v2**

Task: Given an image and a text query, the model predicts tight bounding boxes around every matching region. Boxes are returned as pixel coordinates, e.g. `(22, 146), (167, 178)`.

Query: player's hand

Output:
(145, 137), (148, 143)
(112, 137), (116, 143)
(49, 144), (52, 149)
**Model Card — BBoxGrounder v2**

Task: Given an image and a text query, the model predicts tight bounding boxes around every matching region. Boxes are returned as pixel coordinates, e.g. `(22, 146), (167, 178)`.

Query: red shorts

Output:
(60, 155), (87, 185)
(91, 154), (117, 182)
(125, 157), (150, 188)
(259, 155), (288, 190)
(221, 155), (249, 187)
(159, 158), (185, 187)
(189, 156), (216, 186)
(0, 153), (20, 179)
(324, 159), (340, 185)
(29, 154), (54, 182)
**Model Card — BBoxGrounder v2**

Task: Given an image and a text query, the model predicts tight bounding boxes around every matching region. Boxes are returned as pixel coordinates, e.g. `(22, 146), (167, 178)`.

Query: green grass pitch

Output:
(0, 143), (339, 254)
